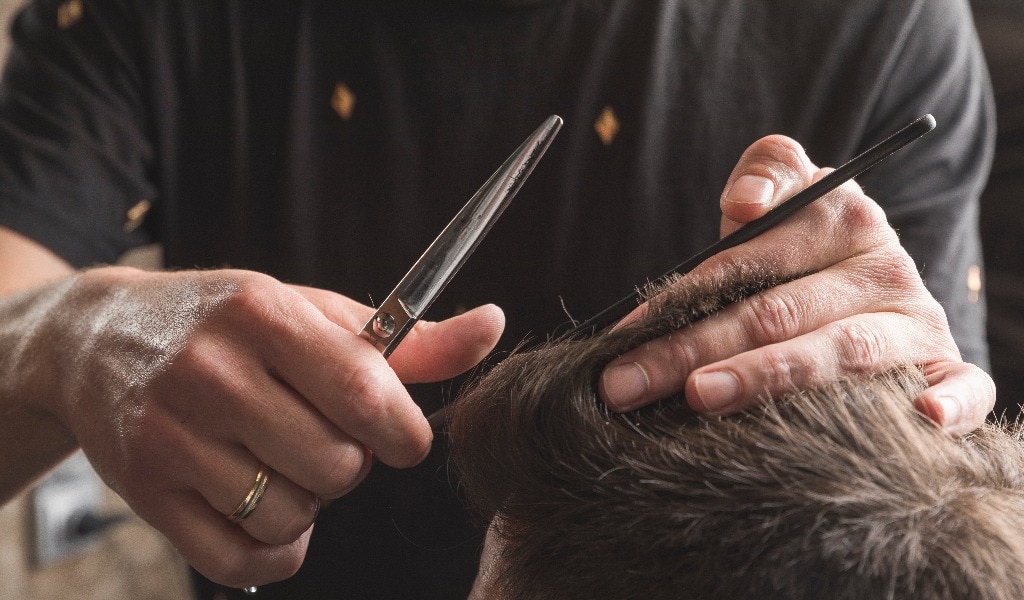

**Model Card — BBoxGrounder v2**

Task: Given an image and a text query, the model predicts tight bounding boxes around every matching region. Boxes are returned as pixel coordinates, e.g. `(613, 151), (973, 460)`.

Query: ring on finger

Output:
(228, 463), (271, 523)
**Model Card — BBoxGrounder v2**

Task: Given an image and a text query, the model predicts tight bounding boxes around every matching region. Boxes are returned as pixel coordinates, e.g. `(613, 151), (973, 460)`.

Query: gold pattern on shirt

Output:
(57, 0), (83, 30)
(594, 106), (620, 146)
(124, 199), (152, 232)
(331, 83), (356, 121)
(967, 264), (982, 304)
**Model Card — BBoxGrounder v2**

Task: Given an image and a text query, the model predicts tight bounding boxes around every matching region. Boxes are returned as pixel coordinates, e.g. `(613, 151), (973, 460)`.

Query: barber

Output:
(0, 0), (994, 596)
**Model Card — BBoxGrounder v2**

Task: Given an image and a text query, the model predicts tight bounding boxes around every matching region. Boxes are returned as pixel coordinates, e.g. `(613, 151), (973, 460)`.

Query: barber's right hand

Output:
(24, 266), (504, 587)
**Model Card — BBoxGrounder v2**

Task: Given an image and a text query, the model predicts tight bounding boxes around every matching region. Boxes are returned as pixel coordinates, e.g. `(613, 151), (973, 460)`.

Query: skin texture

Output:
(0, 133), (994, 587)
(599, 135), (995, 436)
(0, 229), (505, 587)
(468, 520), (505, 600)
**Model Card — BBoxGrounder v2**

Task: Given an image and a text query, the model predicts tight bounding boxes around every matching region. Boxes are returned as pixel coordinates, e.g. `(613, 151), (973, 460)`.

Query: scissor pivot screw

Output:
(373, 313), (396, 338)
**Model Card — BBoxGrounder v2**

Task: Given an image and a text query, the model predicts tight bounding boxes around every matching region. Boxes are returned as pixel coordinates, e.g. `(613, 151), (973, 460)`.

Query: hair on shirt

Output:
(449, 266), (1024, 600)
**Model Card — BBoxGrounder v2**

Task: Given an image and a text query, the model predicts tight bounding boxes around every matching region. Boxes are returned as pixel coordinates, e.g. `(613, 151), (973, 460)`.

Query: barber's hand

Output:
(598, 135), (994, 435)
(27, 267), (504, 587)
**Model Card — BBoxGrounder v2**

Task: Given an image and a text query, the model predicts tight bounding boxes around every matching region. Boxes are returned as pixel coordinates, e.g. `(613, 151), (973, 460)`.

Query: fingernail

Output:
(602, 362), (650, 410)
(936, 395), (962, 427)
(693, 371), (741, 412)
(726, 174), (775, 206)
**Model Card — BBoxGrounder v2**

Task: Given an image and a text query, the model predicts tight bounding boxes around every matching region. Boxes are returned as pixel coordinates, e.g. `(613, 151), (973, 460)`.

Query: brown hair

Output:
(449, 268), (1024, 600)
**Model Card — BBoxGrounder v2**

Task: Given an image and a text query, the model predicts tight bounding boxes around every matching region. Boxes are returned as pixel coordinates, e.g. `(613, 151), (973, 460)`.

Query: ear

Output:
(469, 518), (508, 600)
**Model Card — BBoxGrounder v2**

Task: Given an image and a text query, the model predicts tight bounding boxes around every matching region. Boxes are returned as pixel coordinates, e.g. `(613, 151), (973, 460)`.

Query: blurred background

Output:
(0, 2), (189, 598)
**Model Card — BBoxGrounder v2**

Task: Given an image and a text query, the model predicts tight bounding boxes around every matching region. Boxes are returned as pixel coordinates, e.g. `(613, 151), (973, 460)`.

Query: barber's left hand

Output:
(598, 135), (994, 435)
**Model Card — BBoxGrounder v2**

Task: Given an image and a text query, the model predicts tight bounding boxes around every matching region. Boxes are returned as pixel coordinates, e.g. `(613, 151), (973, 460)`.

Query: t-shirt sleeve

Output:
(855, 0), (995, 369)
(0, 0), (156, 268)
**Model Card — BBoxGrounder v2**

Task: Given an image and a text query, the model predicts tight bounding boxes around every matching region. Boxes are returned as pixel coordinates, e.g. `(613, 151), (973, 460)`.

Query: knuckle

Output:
(176, 335), (228, 379)
(380, 427), (431, 470)
(219, 274), (305, 334)
(316, 443), (369, 497)
(744, 291), (802, 345)
(664, 332), (700, 377)
(197, 525), (308, 588)
(203, 550), (262, 588)
(760, 348), (799, 392)
(214, 551), (303, 589)
(917, 297), (954, 341)
(872, 249), (924, 292)
(340, 366), (390, 429)
(399, 428), (433, 468)
(233, 290), (281, 328)
(219, 273), (272, 312)
(835, 190), (888, 233)
(264, 498), (319, 546)
(832, 321), (886, 372)
(867, 252), (956, 349)
(754, 135), (808, 172)
(274, 550), (306, 581)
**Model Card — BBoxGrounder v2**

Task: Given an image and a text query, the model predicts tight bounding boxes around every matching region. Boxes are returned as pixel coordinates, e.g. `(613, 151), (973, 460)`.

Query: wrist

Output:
(0, 274), (85, 502)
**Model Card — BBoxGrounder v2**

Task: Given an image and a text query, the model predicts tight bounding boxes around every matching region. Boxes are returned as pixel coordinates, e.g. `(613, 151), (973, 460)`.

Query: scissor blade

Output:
(361, 115), (563, 357)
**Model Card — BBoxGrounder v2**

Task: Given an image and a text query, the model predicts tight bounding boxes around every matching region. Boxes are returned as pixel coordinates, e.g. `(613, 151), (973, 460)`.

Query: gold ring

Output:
(228, 463), (270, 523)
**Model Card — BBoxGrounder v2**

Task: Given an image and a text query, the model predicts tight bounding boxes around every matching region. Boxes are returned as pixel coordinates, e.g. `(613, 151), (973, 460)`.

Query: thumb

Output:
(719, 135), (816, 236)
(290, 284), (505, 382)
(388, 304), (506, 383)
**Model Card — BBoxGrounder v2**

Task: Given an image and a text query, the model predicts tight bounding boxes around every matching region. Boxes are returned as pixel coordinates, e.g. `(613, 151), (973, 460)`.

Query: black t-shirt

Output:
(0, 1), (994, 598)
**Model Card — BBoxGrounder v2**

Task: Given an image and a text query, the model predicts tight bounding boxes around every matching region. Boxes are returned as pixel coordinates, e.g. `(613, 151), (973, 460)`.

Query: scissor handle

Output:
(359, 294), (417, 357)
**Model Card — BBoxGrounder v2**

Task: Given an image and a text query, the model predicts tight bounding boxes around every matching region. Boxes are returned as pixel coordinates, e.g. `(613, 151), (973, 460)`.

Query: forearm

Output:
(0, 277), (83, 503)
(0, 226), (77, 503)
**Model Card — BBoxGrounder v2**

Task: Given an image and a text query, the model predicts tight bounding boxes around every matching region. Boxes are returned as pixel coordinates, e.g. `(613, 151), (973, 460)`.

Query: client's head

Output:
(449, 268), (1024, 600)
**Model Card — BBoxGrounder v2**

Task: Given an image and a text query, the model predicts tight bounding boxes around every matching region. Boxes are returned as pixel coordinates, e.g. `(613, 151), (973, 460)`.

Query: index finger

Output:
(291, 285), (505, 383)
(254, 289), (432, 469)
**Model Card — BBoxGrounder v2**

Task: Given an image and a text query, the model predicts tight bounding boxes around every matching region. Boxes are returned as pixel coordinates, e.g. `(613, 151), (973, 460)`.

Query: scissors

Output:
(418, 114), (935, 439)
(241, 114), (562, 596)
(358, 114), (563, 356)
